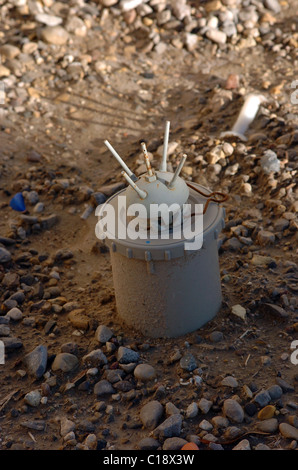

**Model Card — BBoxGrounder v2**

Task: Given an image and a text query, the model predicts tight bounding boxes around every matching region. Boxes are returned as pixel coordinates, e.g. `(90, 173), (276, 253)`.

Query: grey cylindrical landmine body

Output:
(101, 183), (225, 338)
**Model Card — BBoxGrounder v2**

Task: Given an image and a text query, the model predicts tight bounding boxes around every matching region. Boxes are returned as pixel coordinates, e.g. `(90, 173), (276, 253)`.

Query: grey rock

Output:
(104, 369), (125, 384)
(82, 349), (107, 366)
(140, 401), (163, 430)
(264, 0), (281, 13)
(279, 423), (298, 440)
(138, 437), (160, 450)
(256, 418), (278, 433)
(163, 437), (188, 450)
(254, 390), (272, 407)
(220, 376), (238, 388)
(94, 379), (115, 396)
(179, 353), (197, 372)
(0, 247), (12, 263)
(41, 26), (69, 45)
(6, 307), (23, 321)
(276, 378), (294, 393)
(134, 363), (156, 382)
(209, 331), (223, 343)
(1, 337), (23, 350)
(95, 325), (113, 343)
(198, 398), (213, 414)
(51, 353), (79, 372)
(0, 325), (10, 336)
(260, 150), (280, 174)
(267, 384), (283, 400)
(206, 29), (227, 44)
(117, 346), (139, 364)
(254, 443), (271, 450)
(211, 416), (229, 428)
(60, 417), (76, 437)
(23, 345), (48, 379)
(232, 439), (251, 450)
(185, 402), (198, 419)
(223, 399), (244, 423)
(24, 390), (41, 407)
(153, 414), (183, 440)
(165, 402), (181, 416)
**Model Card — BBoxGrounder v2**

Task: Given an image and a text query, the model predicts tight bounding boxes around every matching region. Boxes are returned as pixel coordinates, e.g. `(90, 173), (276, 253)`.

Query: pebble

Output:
(220, 376), (238, 388)
(134, 363), (156, 382)
(232, 439), (251, 451)
(23, 345), (48, 379)
(165, 402), (181, 416)
(257, 230), (275, 245)
(60, 417), (76, 437)
(179, 353), (197, 372)
(256, 418), (278, 433)
(279, 423), (298, 440)
(199, 419), (213, 432)
(138, 437), (160, 450)
(140, 400), (164, 430)
(95, 325), (113, 343)
(93, 380), (115, 396)
(260, 150), (280, 174)
(153, 413), (182, 440)
(68, 310), (90, 330)
(163, 437), (188, 450)
(254, 390), (272, 407)
(51, 353), (79, 372)
(41, 26), (69, 45)
(24, 390), (41, 407)
(257, 405), (276, 420)
(206, 29), (227, 44)
(223, 399), (244, 423)
(0, 247), (12, 263)
(209, 331), (223, 343)
(264, 0), (281, 13)
(198, 398), (213, 414)
(6, 307), (23, 321)
(83, 349), (108, 366)
(186, 402), (198, 419)
(117, 346), (140, 364)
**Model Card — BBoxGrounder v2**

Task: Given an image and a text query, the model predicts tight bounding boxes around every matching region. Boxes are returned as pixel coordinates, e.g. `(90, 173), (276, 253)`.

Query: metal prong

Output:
(121, 171), (147, 200)
(168, 154), (187, 189)
(104, 140), (137, 181)
(160, 120), (170, 172)
(141, 142), (153, 176)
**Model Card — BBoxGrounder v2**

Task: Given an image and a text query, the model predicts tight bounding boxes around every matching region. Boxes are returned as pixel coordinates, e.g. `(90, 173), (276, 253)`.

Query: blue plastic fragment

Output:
(9, 192), (26, 212)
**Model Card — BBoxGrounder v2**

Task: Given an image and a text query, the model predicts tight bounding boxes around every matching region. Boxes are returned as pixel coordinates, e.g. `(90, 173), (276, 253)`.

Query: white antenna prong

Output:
(104, 140), (137, 181)
(141, 142), (153, 176)
(168, 154), (187, 189)
(160, 120), (170, 172)
(121, 171), (147, 200)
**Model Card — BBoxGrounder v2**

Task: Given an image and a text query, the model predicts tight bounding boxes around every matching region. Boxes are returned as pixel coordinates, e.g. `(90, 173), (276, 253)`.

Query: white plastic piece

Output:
(160, 120), (170, 172)
(104, 140), (136, 181)
(121, 171), (147, 200)
(220, 94), (266, 142)
(168, 154), (187, 189)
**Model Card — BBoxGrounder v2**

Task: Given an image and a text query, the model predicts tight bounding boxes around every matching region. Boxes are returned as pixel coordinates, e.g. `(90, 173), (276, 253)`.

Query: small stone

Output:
(0, 44), (20, 59)
(0, 325), (10, 336)
(41, 26), (69, 45)
(0, 65), (10, 78)
(117, 346), (139, 364)
(153, 414), (182, 440)
(279, 423), (298, 440)
(275, 378), (294, 393)
(225, 74), (239, 90)
(254, 390), (271, 407)
(0, 247), (12, 263)
(165, 402), (181, 416)
(138, 437), (160, 451)
(199, 419), (213, 432)
(232, 439), (251, 450)
(68, 309), (89, 330)
(206, 29), (227, 44)
(24, 390), (41, 407)
(83, 349), (107, 366)
(84, 434), (97, 450)
(264, 0), (281, 13)
(179, 353), (197, 372)
(163, 438), (188, 450)
(198, 398), (213, 414)
(184, 402), (197, 419)
(257, 230), (275, 245)
(6, 307), (23, 321)
(223, 399), (244, 423)
(134, 364), (156, 382)
(209, 331), (223, 343)
(140, 401), (164, 430)
(95, 325), (113, 343)
(52, 353), (79, 373)
(244, 402), (258, 416)
(220, 376), (238, 388)
(60, 417), (75, 437)
(23, 345), (48, 379)
(260, 150), (280, 174)
(256, 418), (278, 433)
(258, 405), (276, 420)
(211, 416), (229, 428)
(254, 443), (271, 450)
(231, 304), (247, 321)
(94, 380), (115, 396)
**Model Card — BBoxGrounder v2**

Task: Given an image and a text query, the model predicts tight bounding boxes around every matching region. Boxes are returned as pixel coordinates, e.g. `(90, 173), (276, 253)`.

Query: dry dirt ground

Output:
(0, 0), (297, 451)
